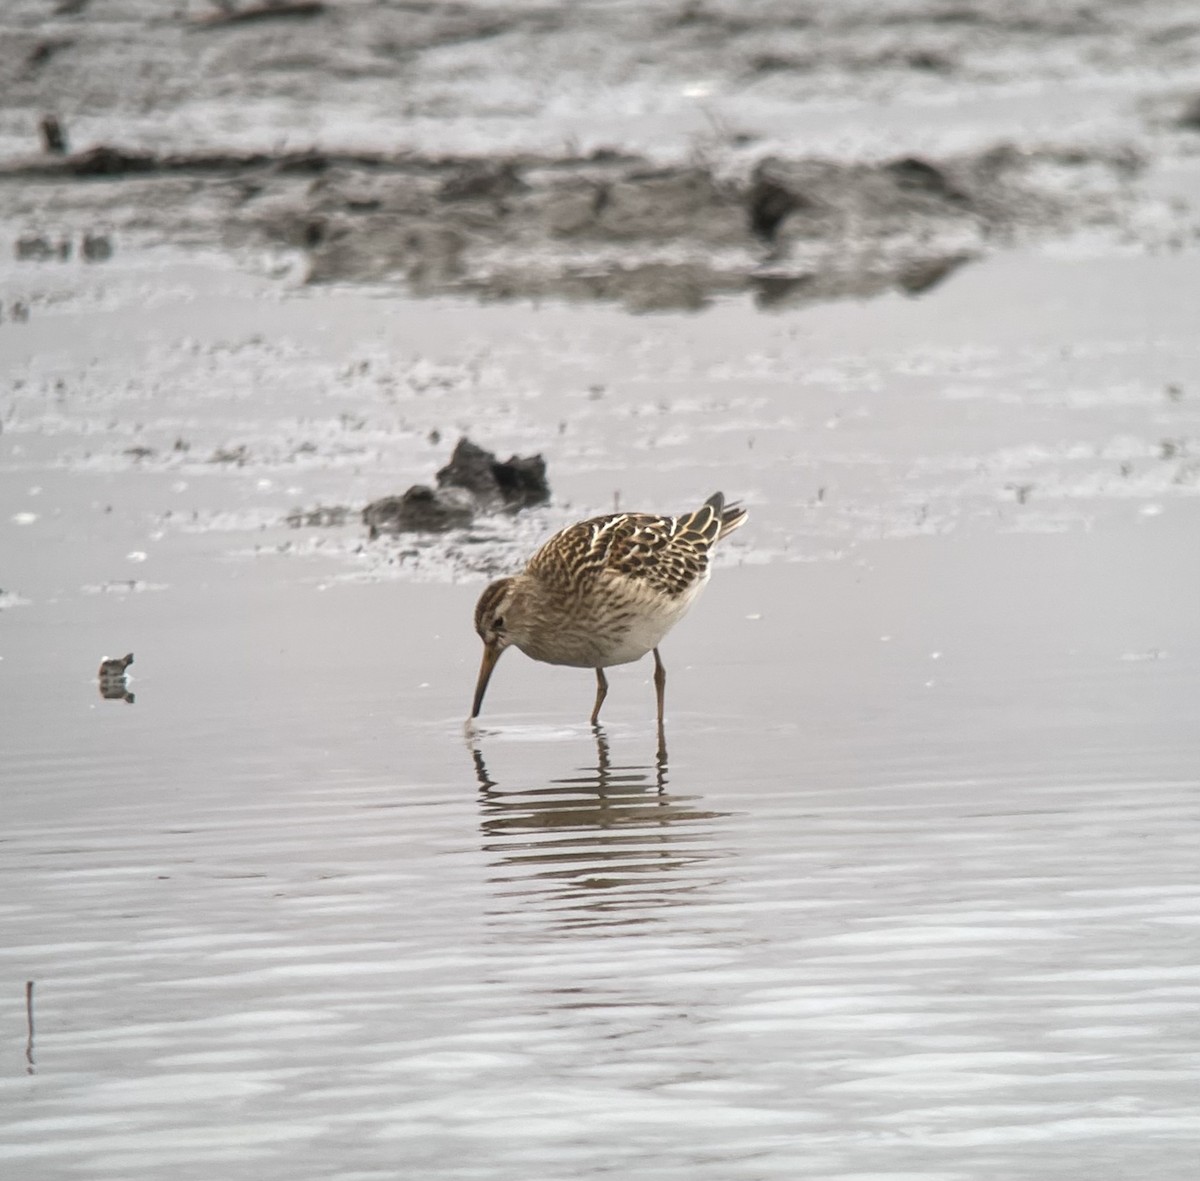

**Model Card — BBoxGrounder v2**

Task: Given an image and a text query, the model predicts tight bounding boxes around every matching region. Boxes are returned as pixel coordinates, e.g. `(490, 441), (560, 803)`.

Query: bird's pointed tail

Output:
(699, 491), (748, 543)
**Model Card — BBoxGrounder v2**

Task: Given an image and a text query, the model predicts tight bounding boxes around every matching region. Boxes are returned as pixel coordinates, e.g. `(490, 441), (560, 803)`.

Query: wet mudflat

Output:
(3, 247), (1200, 1178)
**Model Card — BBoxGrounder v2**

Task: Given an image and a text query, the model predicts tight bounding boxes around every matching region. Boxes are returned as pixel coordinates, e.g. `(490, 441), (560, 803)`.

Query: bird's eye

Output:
(493, 615), (505, 631)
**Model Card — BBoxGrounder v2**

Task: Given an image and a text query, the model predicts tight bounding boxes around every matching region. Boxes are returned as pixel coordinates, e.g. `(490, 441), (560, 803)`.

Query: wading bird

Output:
(470, 492), (746, 736)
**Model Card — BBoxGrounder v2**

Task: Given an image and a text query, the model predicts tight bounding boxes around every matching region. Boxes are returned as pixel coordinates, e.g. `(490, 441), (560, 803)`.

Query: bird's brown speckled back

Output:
(526, 492), (746, 599)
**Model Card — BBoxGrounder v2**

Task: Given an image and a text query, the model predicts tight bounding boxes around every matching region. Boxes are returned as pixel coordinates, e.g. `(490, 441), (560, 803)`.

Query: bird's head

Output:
(471, 577), (517, 718)
(474, 577), (517, 651)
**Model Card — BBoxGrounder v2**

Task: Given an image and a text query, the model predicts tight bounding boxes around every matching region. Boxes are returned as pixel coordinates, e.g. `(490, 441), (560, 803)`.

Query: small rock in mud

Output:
(438, 160), (525, 204)
(27, 40), (73, 71)
(69, 146), (157, 177)
(97, 652), (134, 704)
(15, 234), (61, 261)
(884, 156), (970, 205)
(39, 114), (68, 154)
(81, 231), (113, 262)
(747, 169), (802, 243)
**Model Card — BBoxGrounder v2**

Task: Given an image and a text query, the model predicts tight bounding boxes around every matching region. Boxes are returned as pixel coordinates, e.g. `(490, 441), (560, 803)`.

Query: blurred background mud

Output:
(4, 0), (1200, 309)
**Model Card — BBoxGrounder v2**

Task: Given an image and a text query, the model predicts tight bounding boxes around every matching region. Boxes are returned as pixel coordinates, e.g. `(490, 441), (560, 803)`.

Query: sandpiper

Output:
(470, 492), (746, 732)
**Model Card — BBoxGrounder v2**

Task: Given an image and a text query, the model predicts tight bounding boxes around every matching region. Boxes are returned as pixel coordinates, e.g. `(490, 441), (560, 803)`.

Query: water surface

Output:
(2, 249), (1200, 1178)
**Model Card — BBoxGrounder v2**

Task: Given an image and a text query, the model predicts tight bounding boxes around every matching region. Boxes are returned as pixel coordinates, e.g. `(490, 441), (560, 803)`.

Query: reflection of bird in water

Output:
(470, 492), (746, 750)
(471, 728), (728, 927)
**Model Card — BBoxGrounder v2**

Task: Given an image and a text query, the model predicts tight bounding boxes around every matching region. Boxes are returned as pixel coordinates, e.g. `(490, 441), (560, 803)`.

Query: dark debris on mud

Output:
(363, 437), (550, 537)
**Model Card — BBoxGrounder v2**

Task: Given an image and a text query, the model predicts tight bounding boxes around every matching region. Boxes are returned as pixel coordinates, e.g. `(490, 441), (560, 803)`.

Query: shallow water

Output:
(3, 247), (1200, 1177)
(3, 552), (1199, 1179)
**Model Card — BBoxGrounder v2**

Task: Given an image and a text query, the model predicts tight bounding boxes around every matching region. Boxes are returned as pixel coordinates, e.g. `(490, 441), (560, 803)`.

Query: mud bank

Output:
(209, 139), (1154, 310)
(0, 138), (1149, 310)
(4, 0), (1199, 309)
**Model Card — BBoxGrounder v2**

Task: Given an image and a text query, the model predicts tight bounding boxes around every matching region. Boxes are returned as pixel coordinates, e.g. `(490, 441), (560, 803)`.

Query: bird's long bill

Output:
(471, 643), (503, 719)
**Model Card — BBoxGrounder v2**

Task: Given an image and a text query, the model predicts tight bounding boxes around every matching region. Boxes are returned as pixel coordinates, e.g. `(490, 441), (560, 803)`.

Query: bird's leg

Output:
(590, 667), (609, 725)
(652, 647), (667, 727)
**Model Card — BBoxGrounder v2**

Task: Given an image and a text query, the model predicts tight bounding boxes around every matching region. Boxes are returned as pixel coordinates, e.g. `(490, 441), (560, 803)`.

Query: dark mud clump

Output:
(363, 487), (476, 537)
(436, 437), (550, 513)
(363, 437), (550, 537)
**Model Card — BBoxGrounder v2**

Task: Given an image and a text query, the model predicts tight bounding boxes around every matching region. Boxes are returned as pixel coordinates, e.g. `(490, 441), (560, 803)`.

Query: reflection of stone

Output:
(98, 652), (134, 704)
(471, 730), (728, 924)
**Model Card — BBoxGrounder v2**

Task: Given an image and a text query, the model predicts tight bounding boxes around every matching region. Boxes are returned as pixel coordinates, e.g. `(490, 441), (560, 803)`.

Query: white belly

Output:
(525, 570), (710, 668)
(599, 596), (691, 664)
